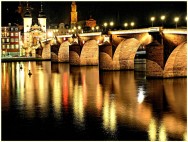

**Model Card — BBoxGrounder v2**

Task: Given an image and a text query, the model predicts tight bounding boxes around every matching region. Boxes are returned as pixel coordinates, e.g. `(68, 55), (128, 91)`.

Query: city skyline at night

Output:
(1, 1), (187, 28)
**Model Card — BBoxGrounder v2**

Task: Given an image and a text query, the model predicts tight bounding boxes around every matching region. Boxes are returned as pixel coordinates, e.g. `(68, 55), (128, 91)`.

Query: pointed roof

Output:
(24, 2), (31, 17)
(38, 2), (46, 18)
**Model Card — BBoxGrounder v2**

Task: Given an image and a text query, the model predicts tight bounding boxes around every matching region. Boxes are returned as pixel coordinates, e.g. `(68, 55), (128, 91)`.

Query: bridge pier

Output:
(69, 40), (99, 66)
(146, 28), (187, 78)
(146, 31), (164, 78)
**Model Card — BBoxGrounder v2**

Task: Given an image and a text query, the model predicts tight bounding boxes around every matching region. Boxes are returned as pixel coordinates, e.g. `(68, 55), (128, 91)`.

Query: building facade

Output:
(1, 26), (21, 56)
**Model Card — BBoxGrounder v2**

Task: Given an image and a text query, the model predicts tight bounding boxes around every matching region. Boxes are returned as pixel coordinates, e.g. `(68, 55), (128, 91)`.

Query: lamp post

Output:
(78, 26), (81, 34)
(151, 17), (155, 27)
(109, 21), (114, 30)
(160, 15), (165, 27)
(96, 26), (99, 32)
(104, 22), (108, 33)
(91, 27), (95, 32)
(130, 22), (135, 29)
(174, 17), (179, 28)
(124, 23), (128, 29)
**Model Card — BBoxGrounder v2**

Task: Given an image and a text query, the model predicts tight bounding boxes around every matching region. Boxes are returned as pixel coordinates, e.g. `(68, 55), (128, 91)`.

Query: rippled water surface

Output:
(1, 61), (187, 140)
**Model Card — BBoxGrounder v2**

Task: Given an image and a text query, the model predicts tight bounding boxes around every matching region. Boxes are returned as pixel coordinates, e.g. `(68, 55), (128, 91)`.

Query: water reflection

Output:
(1, 61), (187, 140)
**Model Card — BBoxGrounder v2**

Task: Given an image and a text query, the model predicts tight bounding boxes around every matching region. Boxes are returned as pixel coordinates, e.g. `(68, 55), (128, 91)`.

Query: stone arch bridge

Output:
(41, 27), (186, 78)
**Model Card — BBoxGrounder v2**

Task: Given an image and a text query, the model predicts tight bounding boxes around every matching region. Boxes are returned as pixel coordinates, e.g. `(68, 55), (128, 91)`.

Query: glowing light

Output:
(110, 21), (114, 26)
(151, 17), (155, 27)
(161, 15), (165, 20)
(47, 31), (53, 38)
(103, 91), (117, 133)
(52, 74), (61, 119)
(174, 17), (179, 22)
(78, 26), (81, 30)
(148, 118), (157, 141)
(104, 22), (108, 27)
(73, 84), (85, 125)
(124, 22), (128, 27)
(151, 17), (155, 22)
(174, 17), (179, 28)
(137, 87), (145, 104)
(159, 123), (167, 141)
(130, 22), (135, 27)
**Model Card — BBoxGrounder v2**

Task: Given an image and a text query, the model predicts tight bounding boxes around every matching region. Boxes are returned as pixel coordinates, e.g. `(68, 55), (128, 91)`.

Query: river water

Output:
(1, 60), (187, 140)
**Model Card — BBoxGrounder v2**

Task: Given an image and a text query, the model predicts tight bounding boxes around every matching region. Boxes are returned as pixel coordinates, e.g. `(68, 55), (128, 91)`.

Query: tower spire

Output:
(71, 1), (77, 28)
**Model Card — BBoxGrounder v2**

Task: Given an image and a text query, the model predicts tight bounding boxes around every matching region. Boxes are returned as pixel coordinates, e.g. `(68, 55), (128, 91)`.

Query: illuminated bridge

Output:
(41, 27), (187, 78)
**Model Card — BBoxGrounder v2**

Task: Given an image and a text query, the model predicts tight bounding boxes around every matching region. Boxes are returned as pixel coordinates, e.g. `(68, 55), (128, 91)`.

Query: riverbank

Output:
(1, 57), (51, 62)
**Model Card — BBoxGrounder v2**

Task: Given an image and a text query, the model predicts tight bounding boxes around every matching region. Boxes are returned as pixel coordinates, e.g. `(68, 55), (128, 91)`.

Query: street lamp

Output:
(110, 21), (114, 27)
(174, 17), (179, 28)
(91, 27), (95, 32)
(124, 23), (128, 29)
(130, 22), (135, 28)
(109, 21), (114, 31)
(96, 26), (99, 31)
(150, 17), (155, 27)
(78, 26), (81, 33)
(104, 22), (108, 33)
(160, 15), (165, 27)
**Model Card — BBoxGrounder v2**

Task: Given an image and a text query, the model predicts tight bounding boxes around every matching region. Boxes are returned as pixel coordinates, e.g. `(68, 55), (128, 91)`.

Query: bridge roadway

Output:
(40, 27), (187, 78)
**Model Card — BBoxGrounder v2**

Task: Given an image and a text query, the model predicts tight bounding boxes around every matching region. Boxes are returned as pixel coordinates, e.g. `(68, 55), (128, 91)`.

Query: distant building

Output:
(71, 1), (77, 28)
(1, 26), (21, 56)
(23, 2), (47, 56)
(86, 16), (96, 28)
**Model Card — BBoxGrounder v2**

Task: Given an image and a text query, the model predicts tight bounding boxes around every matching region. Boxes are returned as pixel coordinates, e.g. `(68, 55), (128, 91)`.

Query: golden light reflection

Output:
(52, 74), (61, 119)
(38, 68), (48, 116)
(103, 91), (117, 133)
(96, 84), (103, 111)
(73, 83), (85, 125)
(159, 123), (167, 141)
(1, 63), (10, 110)
(18, 63), (25, 106)
(137, 87), (145, 104)
(183, 132), (187, 141)
(148, 118), (157, 141)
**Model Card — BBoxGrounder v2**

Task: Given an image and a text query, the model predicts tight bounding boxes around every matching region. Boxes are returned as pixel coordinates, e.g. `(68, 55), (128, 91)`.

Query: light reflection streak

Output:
(38, 68), (48, 117)
(96, 84), (103, 111)
(159, 123), (167, 141)
(103, 91), (117, 133)
(137, 86), (145, 104)
(1, 63), (10, 110)
(73, 84), (85, 126)
(52, 74), (62, 119)
(18, 63), (25, 107)
(148, 118), (157, 141)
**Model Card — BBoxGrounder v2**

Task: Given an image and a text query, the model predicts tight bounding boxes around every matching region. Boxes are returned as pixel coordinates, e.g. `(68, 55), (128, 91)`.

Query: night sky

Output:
(1, 1), (187, 28)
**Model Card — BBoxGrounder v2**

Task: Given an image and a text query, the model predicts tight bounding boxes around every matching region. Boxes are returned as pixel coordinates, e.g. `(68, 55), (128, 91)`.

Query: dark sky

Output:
(1, 1), (187, 28)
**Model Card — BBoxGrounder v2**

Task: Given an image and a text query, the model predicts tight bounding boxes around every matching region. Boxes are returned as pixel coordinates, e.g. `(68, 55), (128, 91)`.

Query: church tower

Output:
(71, 1), (77, 28)
(23, 2), (32, 48)
(23, 2), (32, 33)
(38, 3), (46, 32)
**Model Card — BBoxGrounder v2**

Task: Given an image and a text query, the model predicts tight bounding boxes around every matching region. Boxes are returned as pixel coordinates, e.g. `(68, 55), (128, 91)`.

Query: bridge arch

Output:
(163, 42), (187, 78)
(113, 38), (141, 70)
